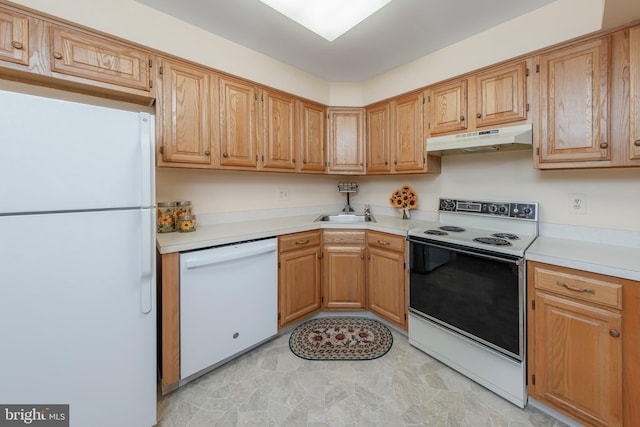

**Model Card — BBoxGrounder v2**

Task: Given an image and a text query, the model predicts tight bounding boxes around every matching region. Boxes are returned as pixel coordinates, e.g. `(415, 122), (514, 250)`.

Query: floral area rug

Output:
(289, 317), (393, 361)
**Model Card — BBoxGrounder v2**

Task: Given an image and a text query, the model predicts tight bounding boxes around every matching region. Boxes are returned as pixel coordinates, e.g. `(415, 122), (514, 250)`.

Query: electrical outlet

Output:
(277, 188), (289, 201)
(568, 194), (586, 215)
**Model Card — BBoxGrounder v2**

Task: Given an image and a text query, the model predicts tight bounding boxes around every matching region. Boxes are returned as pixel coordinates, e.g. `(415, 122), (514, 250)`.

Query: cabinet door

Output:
(538, 37), (610, 163)
(475, 61), (527, 128)
(298, 100), (326, 172)
(158, 59), (211, 164)
(533, 291), (621, 427)
(278, 246), (321, 328)
(367, 246), (406, 328)
(366, 102), (391, 174)
(323, 246), (366, 309)
(0, 9), (28, 66)
(394, 92), (424, 172)
(262, 89), (296, 170)
(49, 24), (150, 91)
(630, 27), (640, 160)
(219, 76), (258, 168)
(426, 79), (467, 135)
(327, 108), (365, 174)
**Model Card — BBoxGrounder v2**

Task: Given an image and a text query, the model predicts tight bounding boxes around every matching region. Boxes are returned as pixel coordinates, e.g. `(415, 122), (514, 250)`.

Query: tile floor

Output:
(157, 328), (569, 427)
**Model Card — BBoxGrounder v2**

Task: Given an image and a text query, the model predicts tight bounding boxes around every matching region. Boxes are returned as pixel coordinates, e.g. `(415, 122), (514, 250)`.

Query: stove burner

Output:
(473, 237), (512, 246)
(425, 229), (448, 236)
(439, 226), (465, 232)
(491, 233), (519, 240)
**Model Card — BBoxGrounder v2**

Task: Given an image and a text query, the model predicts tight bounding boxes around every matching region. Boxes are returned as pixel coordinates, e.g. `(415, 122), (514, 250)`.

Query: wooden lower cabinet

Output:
(367, 231), (407, 329)
(527, 261), (640, 427)
(322, 230), (366, 309)
(278, 231), (321, 328)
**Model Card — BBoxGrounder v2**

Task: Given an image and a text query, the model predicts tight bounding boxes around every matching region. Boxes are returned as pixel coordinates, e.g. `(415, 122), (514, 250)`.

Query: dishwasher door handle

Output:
(184, 241), (277, 269)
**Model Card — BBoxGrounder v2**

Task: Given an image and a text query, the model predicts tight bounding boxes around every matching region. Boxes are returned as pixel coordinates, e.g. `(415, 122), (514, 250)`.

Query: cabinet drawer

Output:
(323, 230), (366, 245)
(279, 231), (320, 252)
(368, 230), (405, 253)
(533, 263), (622, 309)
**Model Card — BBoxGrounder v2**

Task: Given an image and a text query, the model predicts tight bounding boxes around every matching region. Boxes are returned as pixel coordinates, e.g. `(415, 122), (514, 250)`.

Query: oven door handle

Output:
(408, 238), (522, 264)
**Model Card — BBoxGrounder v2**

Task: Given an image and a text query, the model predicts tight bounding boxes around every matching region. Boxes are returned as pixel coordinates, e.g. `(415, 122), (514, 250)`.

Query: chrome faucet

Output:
(364, 204), (371, 217)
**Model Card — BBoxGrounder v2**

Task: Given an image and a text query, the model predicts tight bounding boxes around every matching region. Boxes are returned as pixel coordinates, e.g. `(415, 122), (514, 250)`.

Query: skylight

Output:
(259, 0), (393, 42)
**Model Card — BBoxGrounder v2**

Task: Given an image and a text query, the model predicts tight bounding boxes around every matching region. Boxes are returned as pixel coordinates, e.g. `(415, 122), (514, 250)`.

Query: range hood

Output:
(426, 123), (533, 155)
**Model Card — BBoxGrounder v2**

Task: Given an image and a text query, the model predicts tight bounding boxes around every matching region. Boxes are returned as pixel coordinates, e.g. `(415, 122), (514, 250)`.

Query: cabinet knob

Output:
(204, 150), (210, 156)
(460, 115), (465, 121)
(11, 41), (23, 50)
(599, 141), (608, 149)
(609, 329), (620, 338)
(292, 158), (296, 163)
(394, 160), (397, 165)
(303, 159), (307, 164)
(53, 51), (63, 60)
(634, 139), (640, 147)
(222, 152), (229, 158)
(360, 255), (364, 260)
(476, 113), (482, 119)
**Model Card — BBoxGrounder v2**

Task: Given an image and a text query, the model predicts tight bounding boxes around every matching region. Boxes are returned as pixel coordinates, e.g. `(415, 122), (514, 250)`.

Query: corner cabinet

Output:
(367, 231), (407, 329)
(527, 261), (628, 427)
(278, 231), (322, 329)
(156, 58), (213, 166)
(322, 230), (366, 309)
(536, 36), (611, 166)
(327, 107), (366, 174)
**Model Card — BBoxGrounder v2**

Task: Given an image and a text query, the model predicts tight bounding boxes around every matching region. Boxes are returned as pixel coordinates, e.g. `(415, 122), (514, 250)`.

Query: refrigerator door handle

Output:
(141, 208), (154, 314)
(139, 113), (155, 208)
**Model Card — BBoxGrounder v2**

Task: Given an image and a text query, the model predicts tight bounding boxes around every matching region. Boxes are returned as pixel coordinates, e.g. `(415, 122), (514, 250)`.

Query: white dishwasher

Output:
(179, 238), (278, 380)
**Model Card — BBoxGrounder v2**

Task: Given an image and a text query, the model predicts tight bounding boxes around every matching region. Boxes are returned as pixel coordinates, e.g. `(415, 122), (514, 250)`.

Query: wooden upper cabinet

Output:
(366, 101), (391, 174)
(630, 27), (640, 160)
(157, 59), (212, 165)
(537, 36), (610, 164)
(394, 91), (424, 172)
(474, 61), (527, 128)
(219, 76), (258, 168)
(262, 89), (296, 170)
(297, 100), (326, 173)
(0, 9), (29, 66)
(327, 107), (365, 174)
(49, 25), (150, 91)
(426, 79), (467, 135)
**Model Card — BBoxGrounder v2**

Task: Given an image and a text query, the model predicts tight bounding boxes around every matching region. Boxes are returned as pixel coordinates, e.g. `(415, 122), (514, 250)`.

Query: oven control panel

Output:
(439, 198), (538, 220)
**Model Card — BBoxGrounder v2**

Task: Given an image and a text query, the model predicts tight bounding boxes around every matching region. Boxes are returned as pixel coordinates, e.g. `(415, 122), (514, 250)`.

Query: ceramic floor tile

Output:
(157, 329), (569, 427)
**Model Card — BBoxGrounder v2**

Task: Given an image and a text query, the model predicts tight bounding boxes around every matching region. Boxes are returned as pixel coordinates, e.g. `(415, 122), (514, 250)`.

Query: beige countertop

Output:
(526, 236), (640, 281)
(156, 212), (436, 254)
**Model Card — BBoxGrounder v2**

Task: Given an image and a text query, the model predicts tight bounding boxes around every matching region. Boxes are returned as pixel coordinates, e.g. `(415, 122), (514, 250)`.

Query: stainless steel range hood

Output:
(426, 123), (533, 155)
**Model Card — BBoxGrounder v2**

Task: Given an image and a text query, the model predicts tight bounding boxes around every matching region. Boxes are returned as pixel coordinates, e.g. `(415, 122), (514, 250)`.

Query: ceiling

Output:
(137, 0), (556, 82)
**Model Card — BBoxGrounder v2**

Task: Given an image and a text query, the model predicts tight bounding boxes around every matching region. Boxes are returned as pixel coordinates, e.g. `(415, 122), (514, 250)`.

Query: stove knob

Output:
(523, 207), (532, 215)
(488, 205), (497, 213)
(498, 206), (508, 214)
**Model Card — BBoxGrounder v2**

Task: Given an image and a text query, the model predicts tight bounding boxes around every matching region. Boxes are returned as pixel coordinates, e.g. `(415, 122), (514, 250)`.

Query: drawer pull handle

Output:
(295, 239), (309, 245)
(377, 240), (390, 245)
(556, 281), (595, 294)
(53, 51), (63, 60)
(11, 41), (24, 50)
(609, 329), (620, 338)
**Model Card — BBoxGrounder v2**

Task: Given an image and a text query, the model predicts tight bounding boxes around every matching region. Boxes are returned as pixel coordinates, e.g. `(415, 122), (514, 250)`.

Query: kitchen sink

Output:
(315, 214), (376, 223)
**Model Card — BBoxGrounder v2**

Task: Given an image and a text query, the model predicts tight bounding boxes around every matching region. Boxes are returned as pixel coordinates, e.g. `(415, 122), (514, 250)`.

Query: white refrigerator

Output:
(0, 89), (157, 426)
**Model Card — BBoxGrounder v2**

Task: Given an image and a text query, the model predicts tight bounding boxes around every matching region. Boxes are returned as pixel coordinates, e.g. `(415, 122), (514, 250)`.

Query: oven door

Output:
(408, 237), (524, 361)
